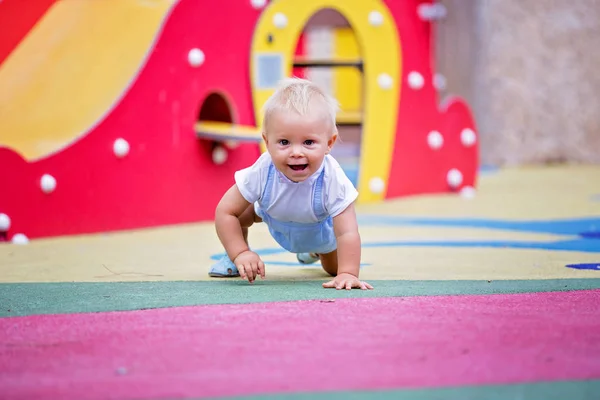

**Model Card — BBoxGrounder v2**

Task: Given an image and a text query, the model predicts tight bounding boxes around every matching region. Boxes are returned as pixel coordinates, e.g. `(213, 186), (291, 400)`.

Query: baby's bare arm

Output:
(323, 203), (373, 290)
(215, 184), (252, 261)
(332, 203), (361, 277)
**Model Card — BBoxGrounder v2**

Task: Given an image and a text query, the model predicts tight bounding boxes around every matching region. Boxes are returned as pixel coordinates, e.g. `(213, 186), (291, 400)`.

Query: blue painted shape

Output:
(210, 237), (600, 265)
(210, 248), (285, 260)
(565, 263), (600, 270)
(209, 216), (600, 268)
(360, 239), (600, 253)
(264, 260), (370, 267)
(210, 252), (370, 267)
(358, 215), (600, 236)
(580, 231), (600, 239)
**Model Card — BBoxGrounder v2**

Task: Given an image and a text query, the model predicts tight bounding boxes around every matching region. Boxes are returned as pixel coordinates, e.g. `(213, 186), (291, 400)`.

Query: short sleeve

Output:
(234, 152), (271, 203)
(324, 158), (359, 218)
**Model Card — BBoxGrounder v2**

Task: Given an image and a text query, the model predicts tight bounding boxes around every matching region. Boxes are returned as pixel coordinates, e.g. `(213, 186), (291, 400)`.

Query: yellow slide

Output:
(0, 0), (176, 161)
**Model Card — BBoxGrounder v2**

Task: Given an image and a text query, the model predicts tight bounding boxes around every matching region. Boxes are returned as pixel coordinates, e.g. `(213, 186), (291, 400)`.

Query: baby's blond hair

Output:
(262, 77), (340, 134)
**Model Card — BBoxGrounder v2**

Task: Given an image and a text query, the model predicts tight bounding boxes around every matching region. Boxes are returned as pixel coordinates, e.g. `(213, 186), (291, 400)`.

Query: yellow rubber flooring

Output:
(0, 165), (598, 283)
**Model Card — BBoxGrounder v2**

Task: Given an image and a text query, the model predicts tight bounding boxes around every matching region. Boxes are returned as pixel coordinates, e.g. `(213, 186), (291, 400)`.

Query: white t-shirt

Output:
(234, 152), (358, 223)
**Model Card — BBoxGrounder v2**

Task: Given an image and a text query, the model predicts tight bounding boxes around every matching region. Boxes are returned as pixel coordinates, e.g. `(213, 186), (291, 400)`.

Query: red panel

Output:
(383, 0), (478, 198)
(293, 33), (307, 78)
(0, 0), (57, 65)
(0, 0), (480, 240)
(0, 0), (262, 240)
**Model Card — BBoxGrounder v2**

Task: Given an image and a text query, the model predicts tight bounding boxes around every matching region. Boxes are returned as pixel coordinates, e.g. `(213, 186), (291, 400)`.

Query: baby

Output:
(209, 77), (373, 290)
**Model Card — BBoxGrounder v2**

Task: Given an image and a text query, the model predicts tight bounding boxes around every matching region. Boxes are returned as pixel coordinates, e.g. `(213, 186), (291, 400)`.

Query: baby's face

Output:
(263, 110), (337, 183)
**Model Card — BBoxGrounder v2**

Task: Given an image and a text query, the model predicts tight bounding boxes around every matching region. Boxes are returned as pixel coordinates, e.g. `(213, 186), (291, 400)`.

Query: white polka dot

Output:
(433, 73), (447, 90)
(188, 48), (205, 67)
(40, 174), (56, 194)
(11, 233), (29, 245)
(461, 128), (477, 147)
(273, 12), (288, 28)
(212, 146), (228, 165)
(447, 169), (463, 189)
(408, 71), (424, 89)
(460, 186), (476, 199)
(250, 0), (266, 9)
(368, 11), (384, 26)
(0, 213), (10, 231)
(369, 177), (385, 194)
(418, 3), (447, 20)
(427, 131), (444, 150)
(377, 73), (393, 90)
(113, 138), (130, 158)
(433, 4), (447, 19)
(417, 4), (434, 20)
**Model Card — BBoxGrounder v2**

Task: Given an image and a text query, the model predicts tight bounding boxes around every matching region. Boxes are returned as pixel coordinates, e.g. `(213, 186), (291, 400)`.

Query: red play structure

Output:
(0, 0), (477, 242)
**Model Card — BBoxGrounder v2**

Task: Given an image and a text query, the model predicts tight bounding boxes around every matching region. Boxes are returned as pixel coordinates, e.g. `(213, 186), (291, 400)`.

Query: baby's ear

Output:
(327, 132), (338, 152)
(262, 132), (268, 144)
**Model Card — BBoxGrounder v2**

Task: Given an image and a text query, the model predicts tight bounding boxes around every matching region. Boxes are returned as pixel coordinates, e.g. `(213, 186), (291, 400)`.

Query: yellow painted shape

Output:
(0, 0), (176, 161)
(195, 121), (262, 142)
(333, 27), (362, 114)
(250, 0), (401, 203)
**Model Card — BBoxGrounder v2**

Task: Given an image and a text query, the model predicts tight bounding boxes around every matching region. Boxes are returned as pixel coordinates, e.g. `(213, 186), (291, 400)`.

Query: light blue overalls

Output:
(209, 163), (337, 277)
(255, 163), (337, 254)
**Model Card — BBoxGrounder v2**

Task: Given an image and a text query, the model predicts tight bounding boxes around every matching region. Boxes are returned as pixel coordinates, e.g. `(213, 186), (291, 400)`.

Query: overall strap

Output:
(312, 168), (328, 221)
(261, 163), (276, 205)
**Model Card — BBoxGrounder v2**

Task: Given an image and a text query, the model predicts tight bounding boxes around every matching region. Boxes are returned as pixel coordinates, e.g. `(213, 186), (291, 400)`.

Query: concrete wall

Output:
(436, 0), (600, 166)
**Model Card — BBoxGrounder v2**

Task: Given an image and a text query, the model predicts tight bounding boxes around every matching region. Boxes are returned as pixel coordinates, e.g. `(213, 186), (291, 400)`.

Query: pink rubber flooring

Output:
(1, 290), (600, 399)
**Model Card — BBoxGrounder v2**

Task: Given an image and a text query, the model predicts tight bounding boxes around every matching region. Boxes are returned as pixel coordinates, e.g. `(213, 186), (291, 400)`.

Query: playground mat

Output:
(1, 164), (599, 399)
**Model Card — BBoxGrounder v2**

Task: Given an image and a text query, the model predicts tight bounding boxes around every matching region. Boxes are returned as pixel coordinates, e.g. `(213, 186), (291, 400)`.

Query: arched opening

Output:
(251, 0), (400, 202)
(198, 92), (233, 124)
(294, 9), (363, 187)
(196, 92), (234, 165)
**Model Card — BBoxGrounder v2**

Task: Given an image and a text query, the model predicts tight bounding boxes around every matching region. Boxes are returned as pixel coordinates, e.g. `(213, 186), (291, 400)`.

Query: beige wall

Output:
(436, 0), (600, 166)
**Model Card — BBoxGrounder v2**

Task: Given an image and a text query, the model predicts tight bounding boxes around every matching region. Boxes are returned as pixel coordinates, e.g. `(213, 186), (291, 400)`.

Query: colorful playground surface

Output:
(0, 0), (598, 398)
(1, 164), (599, 399)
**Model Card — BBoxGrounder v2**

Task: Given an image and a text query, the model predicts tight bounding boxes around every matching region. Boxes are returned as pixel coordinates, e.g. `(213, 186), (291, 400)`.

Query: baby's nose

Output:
(291, 145), (303, 156)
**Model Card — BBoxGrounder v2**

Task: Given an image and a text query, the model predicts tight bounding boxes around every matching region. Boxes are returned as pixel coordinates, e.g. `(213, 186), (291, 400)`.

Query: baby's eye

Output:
(303, 140), (315, 146)
(279, 139), (289, 146)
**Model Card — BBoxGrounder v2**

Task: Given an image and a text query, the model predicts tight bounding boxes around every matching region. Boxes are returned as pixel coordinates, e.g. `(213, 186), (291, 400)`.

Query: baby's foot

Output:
(297, 253), (320, 264)
(208, 255), (240, 277)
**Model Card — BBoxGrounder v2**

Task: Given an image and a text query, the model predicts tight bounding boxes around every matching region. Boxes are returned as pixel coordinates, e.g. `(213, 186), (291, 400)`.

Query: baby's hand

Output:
(233, 250), (265, 283)
(323, 272), (373, 290)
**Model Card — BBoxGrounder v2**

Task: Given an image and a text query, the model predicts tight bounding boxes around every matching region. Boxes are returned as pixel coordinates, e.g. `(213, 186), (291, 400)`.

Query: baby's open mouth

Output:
(289, 164), (308, 171)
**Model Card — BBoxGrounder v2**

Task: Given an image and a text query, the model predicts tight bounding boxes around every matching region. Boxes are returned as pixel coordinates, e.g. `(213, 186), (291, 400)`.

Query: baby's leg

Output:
(238, 204), (262, 244)
(319, 250), (338, 276)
